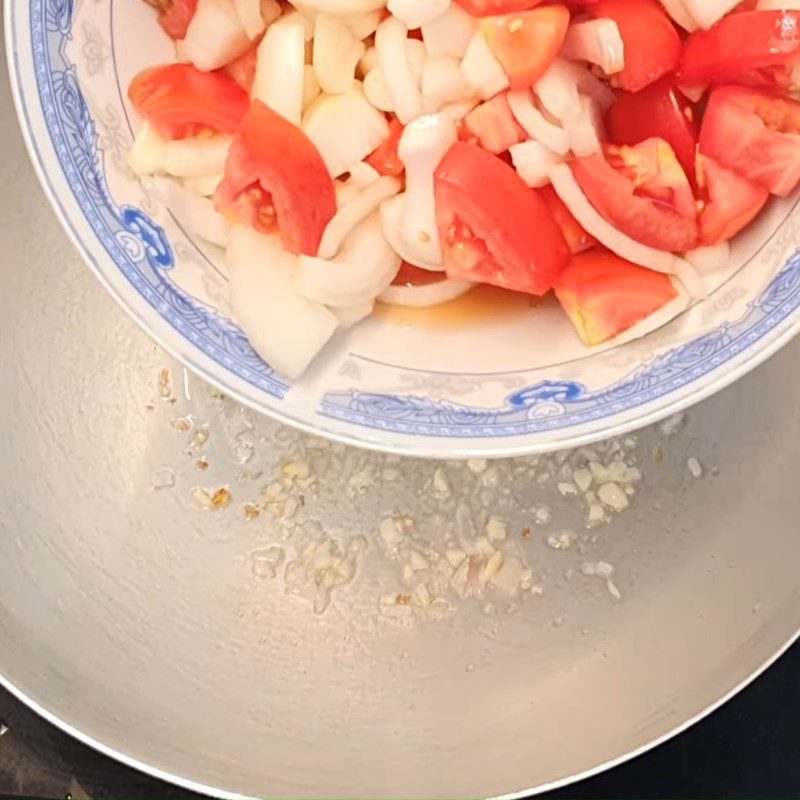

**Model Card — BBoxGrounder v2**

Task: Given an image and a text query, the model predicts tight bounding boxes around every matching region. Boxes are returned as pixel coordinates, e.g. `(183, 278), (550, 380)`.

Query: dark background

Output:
(0, 643), (797, 799)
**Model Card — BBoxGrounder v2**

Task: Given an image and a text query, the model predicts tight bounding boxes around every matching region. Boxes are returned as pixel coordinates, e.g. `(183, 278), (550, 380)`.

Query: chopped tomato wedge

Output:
(679, 11), (800, 91)
(605, 77), (699, 187)
(538, 184), (596, 254)
(699, 86), (800, 197)
(434, 142), (569, 295)
(479, 5), (570, 90)
(571, 140), (699, 252)
(590, 0), (681, 92)
(225, 42), (260, 93)
(128, 63), (249, 140)
(463, 94), (525, 153)
(606, 138), (696, 219)
(152, 0), (197, 40)
(455, 0), (547, 17)
(215, 101), (337, 257)
(555, 249), (679, 345)
(365, 117), (404, 177)
(696, 155), (769, 246)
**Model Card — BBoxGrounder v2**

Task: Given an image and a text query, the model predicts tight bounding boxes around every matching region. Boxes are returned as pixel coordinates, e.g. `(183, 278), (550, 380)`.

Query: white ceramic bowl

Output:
(7, 0), (800, 457)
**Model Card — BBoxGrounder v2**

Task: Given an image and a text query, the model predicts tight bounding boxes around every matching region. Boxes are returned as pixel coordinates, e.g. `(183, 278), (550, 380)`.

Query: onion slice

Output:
(378, 277), (474, 307)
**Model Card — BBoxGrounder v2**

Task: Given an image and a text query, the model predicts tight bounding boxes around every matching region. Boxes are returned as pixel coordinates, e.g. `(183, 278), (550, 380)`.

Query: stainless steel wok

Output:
(2, 36), (799, 798)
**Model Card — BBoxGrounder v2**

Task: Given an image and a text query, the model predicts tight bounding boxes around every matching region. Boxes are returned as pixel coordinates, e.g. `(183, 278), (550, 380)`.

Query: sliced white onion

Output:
(509, 140), (563, 188)
(233, 0), (265, 40)
(387, 0), (450, 30)
(398, 112), (457, 265)
(180, 0), (250, 71)
(357, 45), (379, 77)
(251, 22), (305, 124)
(421, 3), (475, 59)
(461, 30), (509, 100)
(347, 161), (381, 188)
(363, 67), (396, 111)
(658, 0), (698, 31)
(375, 16), (424, 123)
(682, 0), (739, 29)
(535, 58), (582, 123)
(273, 8), (315, 41)
(302, 86), (390, 177)
(422, 55), (474, 108)
(378, 277), (473, 307)
(145, 176), (229, 247)
(182, 173), (222, 196)
(318, 175), (402, 259)
(303, 65), (322, 110)
(561, 19), (625, 75)
(439, 97), (479, 122)
(297, 212), (401, 307)
(683, 241), (734, 295)
(313, 14), (365, 95)
(563, 60), (617, 114)
(678, 84), (707, 103)
(331, 302), (374, 328)
(289, 0), (386, 13)
(343, 9), (382, 40)
(507, 90), (570, 156)
(563, 94), (603, 157)
(379, 194), (445, 271)
(227, 226), (338, 380)
(163, 135), (232, 178)
(127, 122), (167, 176)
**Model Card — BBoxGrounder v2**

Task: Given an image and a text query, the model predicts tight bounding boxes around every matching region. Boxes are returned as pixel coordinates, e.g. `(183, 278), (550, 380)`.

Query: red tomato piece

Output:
(225, 41), (260, 92)
(679, 11), (800, 91)
(696, 155), (769, 246)
(455, 0), (546, 17)
(605, 138), (696, 219)
(605, 77), (699, 187)
(153, 0), (197, 40)
(571, 142), (699, 252)
(538, 184), (596, 254)
(699, 86), (800, 197)
(555, 249), (678, 345)
(434, 142), (569, 295)
(128, 63), (249, 140)
(479, 5), (570, 89)
(215, 101), (337, 257)
(365, 117), (404, 177)
(590, 0), (681, 92)
(463, 94), (525, 153)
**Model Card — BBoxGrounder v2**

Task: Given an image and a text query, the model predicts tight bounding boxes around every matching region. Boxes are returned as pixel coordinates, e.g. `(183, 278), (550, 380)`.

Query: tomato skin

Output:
(571, 149), (699, 252)
(538, 184), (596, 254)
(455, 0), (546, 17)
(365, 117), (404, 177)
(156, 0), (197, 40)
(215, 101), (336, 257)
(434, 142), (569, 295)
(696, 155), (769, 246)
(591, 0), (681, 92)
(479, 6), (570, 90)
(699, 86), (800, 197)
(225, 42), (260, 92)
(128, 63), (249, 139)
(605, 77), (699, 187)
(679, 11), (800, 91)
(463, 94), (525, 154)
(555, 248), (678, 345)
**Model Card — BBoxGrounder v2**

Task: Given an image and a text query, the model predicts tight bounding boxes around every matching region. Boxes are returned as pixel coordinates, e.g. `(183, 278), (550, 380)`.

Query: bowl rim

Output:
(7, 0), (800, 459)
